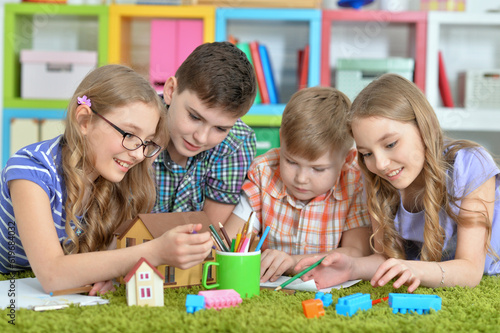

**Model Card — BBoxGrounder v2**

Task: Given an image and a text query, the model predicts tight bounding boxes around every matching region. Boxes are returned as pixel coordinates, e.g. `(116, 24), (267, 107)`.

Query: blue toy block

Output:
(389, 293), (442, 315)
(315, 292), (333, 307)
(335, 293), (372, 316)
(185, 294), (205, 314)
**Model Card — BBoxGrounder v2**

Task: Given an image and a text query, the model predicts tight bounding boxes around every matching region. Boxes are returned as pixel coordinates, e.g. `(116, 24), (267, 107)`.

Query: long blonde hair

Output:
(62, 64), (167, 254)
(349, 73), (491, 262)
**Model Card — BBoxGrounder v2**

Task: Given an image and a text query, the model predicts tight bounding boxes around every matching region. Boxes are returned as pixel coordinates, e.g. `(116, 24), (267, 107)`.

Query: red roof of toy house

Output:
(124, 257), (165, 283)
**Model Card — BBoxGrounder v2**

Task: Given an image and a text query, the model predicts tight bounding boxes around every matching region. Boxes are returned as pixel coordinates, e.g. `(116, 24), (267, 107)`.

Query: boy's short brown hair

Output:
(280, 86), (353, 161)
(175, 41), (257, 118)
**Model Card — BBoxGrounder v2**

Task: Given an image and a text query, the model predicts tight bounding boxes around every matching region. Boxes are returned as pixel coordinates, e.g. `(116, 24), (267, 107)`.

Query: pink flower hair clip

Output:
(77, 95), (92, 107)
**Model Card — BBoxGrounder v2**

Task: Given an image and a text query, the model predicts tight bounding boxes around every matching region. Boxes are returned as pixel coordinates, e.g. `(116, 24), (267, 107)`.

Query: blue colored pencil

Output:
(254, 225), (270, 252)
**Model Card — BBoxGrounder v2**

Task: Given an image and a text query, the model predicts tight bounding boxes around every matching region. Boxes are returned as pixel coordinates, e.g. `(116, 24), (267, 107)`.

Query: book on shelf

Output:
(258, 44), (279, 104)
(438, 50), (454, 108)
(298, 45), (309, 90)
(236, 42), (262, 105)
(150, 19), (202, 93)
(249, 41), (270, 104)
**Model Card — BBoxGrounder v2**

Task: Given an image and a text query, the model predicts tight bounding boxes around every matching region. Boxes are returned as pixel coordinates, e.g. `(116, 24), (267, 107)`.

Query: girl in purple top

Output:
(296, 74), (499, 291)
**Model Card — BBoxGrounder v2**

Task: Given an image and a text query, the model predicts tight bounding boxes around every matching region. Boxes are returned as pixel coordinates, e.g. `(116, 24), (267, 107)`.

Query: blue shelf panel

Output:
(215, 8), (322, 101)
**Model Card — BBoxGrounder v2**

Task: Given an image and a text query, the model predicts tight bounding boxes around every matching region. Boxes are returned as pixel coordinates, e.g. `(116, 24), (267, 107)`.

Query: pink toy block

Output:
(302, 299), (325, 318)
(198, 289), (242, 310)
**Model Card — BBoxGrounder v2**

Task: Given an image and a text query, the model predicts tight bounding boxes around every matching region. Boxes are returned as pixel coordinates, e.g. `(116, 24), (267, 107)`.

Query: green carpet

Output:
(1, 271), (499, 333)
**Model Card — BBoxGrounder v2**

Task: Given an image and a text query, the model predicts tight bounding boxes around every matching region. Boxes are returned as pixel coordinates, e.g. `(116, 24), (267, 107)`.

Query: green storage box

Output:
(336, 58), (415, 101)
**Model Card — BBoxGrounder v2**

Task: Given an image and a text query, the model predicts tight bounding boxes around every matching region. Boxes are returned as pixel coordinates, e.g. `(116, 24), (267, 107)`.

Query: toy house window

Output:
(139, 287), (152, 299)
(165, 266), (175, 284)
(126, 238), (136, 247)
(203, 263), (214, 281)
(139, 272), (151, 281)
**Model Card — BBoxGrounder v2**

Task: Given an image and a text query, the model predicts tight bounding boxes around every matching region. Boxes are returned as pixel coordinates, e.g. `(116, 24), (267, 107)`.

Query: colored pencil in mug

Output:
(275, 256), (325, 291)
(242, 212), (253, 236)
(218, 222), (232, 249)
(236, 233), (246, 252)
(254, 225), (270, 252)
(234, 227), (242, 252)
(209, 224), (229, 252)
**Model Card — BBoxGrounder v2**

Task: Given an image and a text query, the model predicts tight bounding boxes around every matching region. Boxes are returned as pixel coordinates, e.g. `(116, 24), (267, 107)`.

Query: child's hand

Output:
(260, 249), (295, 283)
(89, 280), (115, 296)
(370, 258), (421, 292)
(156, 223), (213, 270)
(295, 252), (353, 289)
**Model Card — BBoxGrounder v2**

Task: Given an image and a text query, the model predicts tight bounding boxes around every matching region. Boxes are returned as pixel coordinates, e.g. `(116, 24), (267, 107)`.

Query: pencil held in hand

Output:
(275, 256), (325, 291)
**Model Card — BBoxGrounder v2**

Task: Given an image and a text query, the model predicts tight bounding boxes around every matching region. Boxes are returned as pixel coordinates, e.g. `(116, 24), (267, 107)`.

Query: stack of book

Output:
(235, 41), (280, 105)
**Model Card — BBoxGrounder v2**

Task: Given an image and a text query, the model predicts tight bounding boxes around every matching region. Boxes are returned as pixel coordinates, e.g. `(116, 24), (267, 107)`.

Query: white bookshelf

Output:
(426, 11), (500, 132)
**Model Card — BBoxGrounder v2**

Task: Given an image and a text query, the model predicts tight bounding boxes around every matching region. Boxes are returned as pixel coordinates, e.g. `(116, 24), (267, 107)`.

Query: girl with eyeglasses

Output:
(0, 64), (213, 295)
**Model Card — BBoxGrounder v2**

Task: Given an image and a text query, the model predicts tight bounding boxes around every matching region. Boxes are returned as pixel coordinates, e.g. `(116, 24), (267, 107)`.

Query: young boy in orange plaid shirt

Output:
(225, 86), (372, 283)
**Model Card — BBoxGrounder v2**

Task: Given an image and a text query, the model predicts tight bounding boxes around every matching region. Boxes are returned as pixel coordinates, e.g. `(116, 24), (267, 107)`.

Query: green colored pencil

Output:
(275, 256), (325, 291)
(209, 224), (229, 252)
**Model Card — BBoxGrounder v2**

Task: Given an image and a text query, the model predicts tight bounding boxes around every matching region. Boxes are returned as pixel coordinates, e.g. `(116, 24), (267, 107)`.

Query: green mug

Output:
(202, 250), (261, 299)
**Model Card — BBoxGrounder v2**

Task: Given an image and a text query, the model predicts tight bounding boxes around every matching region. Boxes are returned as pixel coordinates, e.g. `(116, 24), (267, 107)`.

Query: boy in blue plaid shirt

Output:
(153, 42), (257, 224)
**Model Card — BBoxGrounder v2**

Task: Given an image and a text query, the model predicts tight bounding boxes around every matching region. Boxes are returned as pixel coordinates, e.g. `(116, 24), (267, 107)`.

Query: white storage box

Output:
(336, 58), (414, 101)
(459, 70), (500, 109)
(21, 50), (97, 99)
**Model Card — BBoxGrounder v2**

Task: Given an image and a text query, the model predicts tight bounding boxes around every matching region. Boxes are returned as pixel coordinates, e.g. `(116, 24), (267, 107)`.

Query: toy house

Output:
(124, 257), (165, 307)
(114, 212), (216, 289)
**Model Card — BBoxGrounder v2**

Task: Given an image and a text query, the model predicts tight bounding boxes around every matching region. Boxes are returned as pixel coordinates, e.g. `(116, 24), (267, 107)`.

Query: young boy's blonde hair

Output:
(280, 86), (353, 161)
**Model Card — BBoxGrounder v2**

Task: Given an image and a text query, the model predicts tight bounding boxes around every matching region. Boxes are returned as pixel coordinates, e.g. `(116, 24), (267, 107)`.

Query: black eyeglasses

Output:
(91, 108), (162, 158)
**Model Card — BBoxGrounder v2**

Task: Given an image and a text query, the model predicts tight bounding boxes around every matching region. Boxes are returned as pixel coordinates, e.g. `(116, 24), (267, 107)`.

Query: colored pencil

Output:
(236, 233), (246, 252)
(372, 296), (389, 305)
(249, 235), (260, 252)
(210, 234), (222, 251)
(254, 225), (270, 252)
(243, 230), (252, 252)
(275, 257), (325, 291)
(209, 224), (229, 252)
(248, 230), (258, 251)
(234, 228), (242, 252)
(242, 212), (253, 236)
(50, 285), (93, 297)
(238, 236), (250, 253)
(218, 222), (232, 249)
(230, 239), (236, 252)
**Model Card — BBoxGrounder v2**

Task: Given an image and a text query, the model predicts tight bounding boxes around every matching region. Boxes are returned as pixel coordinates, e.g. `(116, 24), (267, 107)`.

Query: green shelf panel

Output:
(3, 3), (109, 109)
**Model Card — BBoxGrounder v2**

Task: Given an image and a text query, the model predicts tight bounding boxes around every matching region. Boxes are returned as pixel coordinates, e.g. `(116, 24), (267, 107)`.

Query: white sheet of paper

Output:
(260, 277), (361, 292)
(0, 277), (109, 310)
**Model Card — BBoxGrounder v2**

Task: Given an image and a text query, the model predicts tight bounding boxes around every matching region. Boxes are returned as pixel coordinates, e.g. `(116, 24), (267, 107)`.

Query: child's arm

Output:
(336, 227), (372, 257)
(203, 198), (237, 227)
(371, 176), (494, 291)
(10, 179), (213, 293)
(224, 213), (247, 240)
